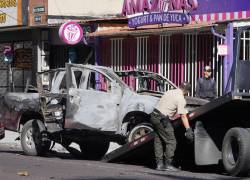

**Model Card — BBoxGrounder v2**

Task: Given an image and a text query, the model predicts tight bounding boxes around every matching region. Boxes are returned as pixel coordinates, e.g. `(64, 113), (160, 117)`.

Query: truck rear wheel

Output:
(128, 123), (153, 142)
(80, 139), (110, 160)
(222, 128), (250, 176)
(21, 119), (51, 156)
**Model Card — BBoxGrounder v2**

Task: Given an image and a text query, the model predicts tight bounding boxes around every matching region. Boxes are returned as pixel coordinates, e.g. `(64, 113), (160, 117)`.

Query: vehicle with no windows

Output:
(0, 64), (162, 159)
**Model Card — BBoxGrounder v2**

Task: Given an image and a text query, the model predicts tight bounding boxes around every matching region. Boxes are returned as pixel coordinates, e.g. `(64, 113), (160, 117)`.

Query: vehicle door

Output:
(65, 64), (122, 132)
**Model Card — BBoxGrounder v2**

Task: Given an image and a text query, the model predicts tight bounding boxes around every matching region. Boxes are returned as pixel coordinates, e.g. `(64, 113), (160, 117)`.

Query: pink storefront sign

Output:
(59, 21), (83, 45)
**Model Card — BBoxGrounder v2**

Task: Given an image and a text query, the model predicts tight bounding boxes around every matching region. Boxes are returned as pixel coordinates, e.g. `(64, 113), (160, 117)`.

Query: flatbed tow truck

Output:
(102, 26), (250, 177)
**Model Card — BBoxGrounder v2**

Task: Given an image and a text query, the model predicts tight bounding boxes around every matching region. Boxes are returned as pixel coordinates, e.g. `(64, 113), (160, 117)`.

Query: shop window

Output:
(0, 41), (32, 92)
(13, 41), (32, 69)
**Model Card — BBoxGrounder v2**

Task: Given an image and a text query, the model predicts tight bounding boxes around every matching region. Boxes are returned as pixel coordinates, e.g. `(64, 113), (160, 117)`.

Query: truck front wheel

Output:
(21, 119), (51, 156)
(222, 128), (250, 176)
(128, 123), (153, 142)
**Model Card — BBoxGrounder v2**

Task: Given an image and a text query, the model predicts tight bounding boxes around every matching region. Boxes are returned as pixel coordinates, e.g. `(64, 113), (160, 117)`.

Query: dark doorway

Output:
(49, 45), (94, 69)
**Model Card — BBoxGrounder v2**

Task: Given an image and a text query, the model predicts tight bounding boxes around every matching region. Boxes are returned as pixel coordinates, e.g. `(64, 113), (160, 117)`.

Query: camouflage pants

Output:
(150, 109), (177, 162)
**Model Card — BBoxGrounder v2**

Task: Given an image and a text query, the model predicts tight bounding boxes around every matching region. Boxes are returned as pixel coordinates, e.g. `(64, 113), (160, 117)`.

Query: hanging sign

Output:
(3, 45), (13, 63)
(128, 12), (189, 28)
(218, 44), (228, 56)
(59, 21), (83, 45)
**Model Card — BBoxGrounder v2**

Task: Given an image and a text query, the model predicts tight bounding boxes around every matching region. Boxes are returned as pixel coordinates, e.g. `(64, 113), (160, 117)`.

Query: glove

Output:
(185, 128), (194, 142)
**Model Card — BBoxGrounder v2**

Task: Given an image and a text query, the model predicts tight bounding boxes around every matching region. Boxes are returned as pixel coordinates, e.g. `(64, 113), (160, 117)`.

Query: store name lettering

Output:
(122, 0), (198, 16)
(0, 0), (16, 8)
(128, 12), (189, 28)
(0, 13), (6, 23)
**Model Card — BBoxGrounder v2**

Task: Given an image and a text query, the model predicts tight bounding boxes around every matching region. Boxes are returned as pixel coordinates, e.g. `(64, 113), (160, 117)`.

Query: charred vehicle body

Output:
(0, 63), (205, 160)
(0, 64), (191, 158)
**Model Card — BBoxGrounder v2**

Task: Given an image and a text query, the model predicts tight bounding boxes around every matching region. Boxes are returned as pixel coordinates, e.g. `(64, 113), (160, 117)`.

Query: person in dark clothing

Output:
(196, 66), (217, 100)
(150, 82), (194, 172)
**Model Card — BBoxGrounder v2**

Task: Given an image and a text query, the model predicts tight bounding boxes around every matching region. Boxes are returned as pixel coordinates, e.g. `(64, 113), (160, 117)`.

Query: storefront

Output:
(0, 30), (32, 93)
(96, 24), (221, 96)
(88, 0), (250, 97)
(0, 0), (30, 93)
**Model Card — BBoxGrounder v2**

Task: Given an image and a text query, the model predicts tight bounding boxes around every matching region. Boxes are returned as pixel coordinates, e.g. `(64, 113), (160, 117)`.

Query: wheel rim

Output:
(226, 137), (239, 166)
(25, 128), (35, 150)
(130, 126), (153, 142)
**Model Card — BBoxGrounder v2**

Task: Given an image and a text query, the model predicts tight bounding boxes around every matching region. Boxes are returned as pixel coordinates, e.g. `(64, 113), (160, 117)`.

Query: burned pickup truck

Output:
(0, 63), (205, 159)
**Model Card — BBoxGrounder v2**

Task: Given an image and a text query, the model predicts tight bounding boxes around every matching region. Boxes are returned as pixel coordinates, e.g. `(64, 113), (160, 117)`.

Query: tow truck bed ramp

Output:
(102, 132), (155, 163)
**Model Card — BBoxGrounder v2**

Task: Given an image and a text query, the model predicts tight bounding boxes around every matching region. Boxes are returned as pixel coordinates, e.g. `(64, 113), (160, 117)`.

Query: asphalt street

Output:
(0, 131), (245, 180)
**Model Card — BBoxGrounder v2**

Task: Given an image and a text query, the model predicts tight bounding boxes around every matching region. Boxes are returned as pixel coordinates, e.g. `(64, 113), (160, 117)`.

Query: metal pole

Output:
(8, 63), (13, 92)
(224, 23), (234, 93)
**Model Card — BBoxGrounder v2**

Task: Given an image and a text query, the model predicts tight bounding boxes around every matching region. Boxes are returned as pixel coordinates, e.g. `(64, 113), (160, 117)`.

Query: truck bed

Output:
(173, 92), (250, 128)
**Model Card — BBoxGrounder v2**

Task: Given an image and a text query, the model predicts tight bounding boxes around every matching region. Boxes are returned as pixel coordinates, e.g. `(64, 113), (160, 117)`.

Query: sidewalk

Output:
(0, 131), (21, 151)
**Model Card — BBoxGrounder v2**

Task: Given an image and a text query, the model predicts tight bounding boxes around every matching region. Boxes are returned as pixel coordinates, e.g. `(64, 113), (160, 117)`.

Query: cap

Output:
(180, 82), (191, 92)
(204, 66), (212, 72)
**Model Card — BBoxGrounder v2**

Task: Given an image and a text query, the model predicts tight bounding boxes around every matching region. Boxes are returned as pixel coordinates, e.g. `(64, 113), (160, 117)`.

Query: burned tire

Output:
(21, 119), (51, 156)
(80, 139), (110, 160)
(128, 123), (153, 142)
(222, 128), (250, 176)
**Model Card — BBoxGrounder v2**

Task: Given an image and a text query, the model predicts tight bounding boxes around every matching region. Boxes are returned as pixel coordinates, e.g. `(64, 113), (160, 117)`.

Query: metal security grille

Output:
(159, 33), (224, 96)
(136, 36), (159, 90)
(101, 33), (224, 96)
(0, 68), (8, 93)
(159, 35), (172, 91)
(0, 68), (31, 93)
(111, 38), (123, 71)
(136, 37), (148, 70)
(136, 37), (148, 90)
(12, 68), (32, 92)
(240, 30), (250, 60)
(215, 37), (224, 96)
(237, 29), (250, 92)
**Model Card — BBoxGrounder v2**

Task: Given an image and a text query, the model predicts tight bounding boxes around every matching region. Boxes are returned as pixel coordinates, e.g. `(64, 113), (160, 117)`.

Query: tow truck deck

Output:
(103, 132), (155, 163)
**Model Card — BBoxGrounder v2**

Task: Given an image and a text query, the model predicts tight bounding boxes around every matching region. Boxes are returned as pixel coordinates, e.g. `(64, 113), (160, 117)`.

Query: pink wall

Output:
(99, 33), (214, 89)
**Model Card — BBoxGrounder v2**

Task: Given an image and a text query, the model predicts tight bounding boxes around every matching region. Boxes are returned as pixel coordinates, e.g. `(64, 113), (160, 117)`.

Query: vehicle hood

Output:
(3, 93), (40, 112)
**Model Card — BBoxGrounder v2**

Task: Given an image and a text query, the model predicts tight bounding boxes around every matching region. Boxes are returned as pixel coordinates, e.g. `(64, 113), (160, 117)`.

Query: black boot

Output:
(155, 160), (165, 171)
(164, 160), (180, 172)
